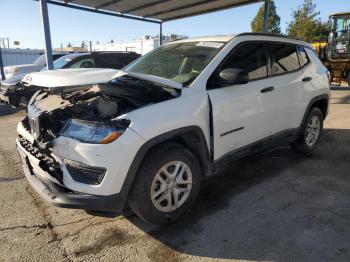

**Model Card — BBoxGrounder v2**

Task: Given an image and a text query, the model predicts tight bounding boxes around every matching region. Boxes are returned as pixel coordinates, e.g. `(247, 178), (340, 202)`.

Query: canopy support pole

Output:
(159, 22), (163, 46)
(0, 47), (5, 81)
(39, 0), (53, 70)
(263, 0), (270, 33)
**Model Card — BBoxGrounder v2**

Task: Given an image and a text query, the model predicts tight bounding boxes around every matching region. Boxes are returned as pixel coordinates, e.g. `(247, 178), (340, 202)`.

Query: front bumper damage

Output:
(17, 137), (126, 214)
(16, 117), (142, 215)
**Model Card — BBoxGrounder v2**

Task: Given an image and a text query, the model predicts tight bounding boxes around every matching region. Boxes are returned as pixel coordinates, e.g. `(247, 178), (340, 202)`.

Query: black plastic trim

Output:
(300, 94), (330, 126)
(214, 128), (300, 169)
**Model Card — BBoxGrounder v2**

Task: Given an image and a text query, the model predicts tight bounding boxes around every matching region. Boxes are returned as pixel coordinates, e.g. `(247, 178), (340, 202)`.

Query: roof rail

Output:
(236, 32), (303, 42)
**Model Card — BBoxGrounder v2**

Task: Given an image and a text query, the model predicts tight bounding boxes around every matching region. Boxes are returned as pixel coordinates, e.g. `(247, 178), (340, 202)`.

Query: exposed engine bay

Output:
(26, 75), (180, 144)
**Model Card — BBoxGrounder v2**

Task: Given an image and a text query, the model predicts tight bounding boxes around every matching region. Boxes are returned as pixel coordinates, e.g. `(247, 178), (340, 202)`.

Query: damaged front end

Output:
(17, 74), (180, 213)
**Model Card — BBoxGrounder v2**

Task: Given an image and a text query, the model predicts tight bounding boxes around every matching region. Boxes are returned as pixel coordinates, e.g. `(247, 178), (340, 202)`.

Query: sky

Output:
(0, 0), (349, 49)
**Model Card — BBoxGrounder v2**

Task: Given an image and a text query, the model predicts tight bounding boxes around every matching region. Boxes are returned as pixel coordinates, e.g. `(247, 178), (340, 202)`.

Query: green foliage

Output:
(251, 0), (281, 33)
(287, 0), (330, 42)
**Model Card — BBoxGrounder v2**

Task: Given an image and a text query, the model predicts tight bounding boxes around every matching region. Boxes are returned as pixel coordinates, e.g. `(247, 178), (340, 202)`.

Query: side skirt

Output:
(213, 128), (300, 170)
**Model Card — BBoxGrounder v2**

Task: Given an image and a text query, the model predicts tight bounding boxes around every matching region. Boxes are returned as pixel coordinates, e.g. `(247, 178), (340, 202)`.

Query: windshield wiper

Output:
(123, 71), (183, 90)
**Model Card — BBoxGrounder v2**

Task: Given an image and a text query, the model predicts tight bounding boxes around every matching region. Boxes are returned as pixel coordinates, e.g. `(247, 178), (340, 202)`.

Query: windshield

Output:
(331, 15), (350, 54)
(334, 16), (350, 32)
(33, 55), (46, 66)
(125, 41), (225, 86)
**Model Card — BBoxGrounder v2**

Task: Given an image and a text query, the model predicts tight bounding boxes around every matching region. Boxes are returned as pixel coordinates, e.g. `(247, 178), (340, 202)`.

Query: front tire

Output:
(128, 144), (202, 225)
(291, 107), (323, 155)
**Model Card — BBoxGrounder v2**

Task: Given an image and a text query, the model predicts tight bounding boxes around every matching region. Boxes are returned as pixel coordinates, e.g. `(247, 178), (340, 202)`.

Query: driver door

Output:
(207, 42), (275, 161)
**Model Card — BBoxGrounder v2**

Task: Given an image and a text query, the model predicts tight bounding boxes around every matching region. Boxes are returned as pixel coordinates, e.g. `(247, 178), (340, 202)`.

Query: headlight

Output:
(6, 67), (19, 75)
(60, 119), (124, 144)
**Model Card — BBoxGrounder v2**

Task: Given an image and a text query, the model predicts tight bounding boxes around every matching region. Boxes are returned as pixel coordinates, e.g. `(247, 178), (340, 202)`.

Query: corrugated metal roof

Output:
(51, 0), (264, 22)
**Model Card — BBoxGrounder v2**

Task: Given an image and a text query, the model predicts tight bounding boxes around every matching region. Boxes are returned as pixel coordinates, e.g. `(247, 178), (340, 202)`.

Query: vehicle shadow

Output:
(128, 128), (350, 261)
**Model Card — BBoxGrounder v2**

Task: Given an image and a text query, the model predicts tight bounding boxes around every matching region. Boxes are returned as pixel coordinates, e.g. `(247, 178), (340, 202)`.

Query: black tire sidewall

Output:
(293, 107), (323, 154)
(129, 145), (202, 225)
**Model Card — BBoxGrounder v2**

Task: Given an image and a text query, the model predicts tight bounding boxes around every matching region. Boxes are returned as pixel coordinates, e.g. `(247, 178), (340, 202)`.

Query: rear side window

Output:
(269, 43), (300, 75)
(221, 42), (268, 81)
(95, 54), (128, 69)
(69, 58), (95, 68)
(297, 46), (310, 67)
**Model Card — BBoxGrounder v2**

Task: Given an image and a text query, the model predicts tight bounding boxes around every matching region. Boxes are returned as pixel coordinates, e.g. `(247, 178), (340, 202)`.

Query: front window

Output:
(52, 55), (76, 69)
(125, 41), (225, 86)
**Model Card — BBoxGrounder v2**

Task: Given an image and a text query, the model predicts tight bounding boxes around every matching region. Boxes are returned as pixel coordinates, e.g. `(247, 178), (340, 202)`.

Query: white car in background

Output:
(16, 33), (330, 225)
(3, 53), (67, 79)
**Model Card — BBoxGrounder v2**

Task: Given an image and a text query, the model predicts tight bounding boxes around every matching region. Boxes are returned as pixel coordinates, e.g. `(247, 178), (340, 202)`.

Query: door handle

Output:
(302, 76), (312, 82)
(260, 86), (275, 93)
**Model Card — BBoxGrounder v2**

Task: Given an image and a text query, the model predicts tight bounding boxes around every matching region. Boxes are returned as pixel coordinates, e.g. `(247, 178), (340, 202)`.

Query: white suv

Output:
(17, 33), (330, 225)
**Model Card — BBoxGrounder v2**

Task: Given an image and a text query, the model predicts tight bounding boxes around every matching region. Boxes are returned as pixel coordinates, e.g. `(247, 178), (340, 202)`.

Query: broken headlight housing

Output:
(60, 119), (124, 144)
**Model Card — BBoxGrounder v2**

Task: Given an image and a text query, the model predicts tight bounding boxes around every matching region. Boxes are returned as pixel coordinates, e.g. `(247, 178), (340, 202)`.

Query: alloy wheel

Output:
(151, 161), (192, 212)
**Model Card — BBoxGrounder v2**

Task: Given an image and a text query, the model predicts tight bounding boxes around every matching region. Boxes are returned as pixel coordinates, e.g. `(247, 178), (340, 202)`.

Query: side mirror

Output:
(219, 68), (249, 85)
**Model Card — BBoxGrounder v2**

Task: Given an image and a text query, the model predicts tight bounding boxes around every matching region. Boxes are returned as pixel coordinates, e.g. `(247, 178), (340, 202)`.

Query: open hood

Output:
(21, 68), (183, 93)
(124, 71), (183, 90)
(22, 68), (119, 89)
(111, 70), (183, 90)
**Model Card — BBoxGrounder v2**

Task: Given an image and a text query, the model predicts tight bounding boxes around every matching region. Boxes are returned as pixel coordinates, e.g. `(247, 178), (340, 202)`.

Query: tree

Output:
(251, 0), (281, 33)
(110, 39), (114, 43)
(81, 41), (85, 48)
(287, 0), (329, 42)
(67, 42), (72, 47)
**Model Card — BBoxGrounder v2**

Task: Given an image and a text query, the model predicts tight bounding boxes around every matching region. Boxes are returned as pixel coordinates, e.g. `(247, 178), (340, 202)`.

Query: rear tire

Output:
(128, 144), (202, 225)
(291, 107), (323, 155)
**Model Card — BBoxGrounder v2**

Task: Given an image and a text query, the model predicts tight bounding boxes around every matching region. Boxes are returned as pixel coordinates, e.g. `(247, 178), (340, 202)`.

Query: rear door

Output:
(207, 42), (275, 160)
(266, 42), (307, 134)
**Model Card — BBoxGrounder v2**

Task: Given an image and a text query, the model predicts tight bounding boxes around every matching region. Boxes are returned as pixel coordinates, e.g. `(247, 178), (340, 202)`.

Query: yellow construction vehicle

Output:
(312, 12), (350, 86)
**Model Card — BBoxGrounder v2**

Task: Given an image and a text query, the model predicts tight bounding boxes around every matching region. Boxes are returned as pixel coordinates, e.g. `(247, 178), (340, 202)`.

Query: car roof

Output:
(169, 35), (236, 44)
(235, 33), (311, 48)
(166, 33), (310, 47)
(60, 53), (90, 59)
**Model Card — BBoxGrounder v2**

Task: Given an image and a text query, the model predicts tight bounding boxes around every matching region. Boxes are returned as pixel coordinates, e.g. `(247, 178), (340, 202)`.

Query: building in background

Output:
(53, 46), (88, 53)
(92, 34), (188, 55)
(1, 48), (43, 67)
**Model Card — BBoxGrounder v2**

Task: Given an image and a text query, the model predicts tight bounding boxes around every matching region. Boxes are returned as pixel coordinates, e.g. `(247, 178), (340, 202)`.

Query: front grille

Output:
(19, 137), (63, 183)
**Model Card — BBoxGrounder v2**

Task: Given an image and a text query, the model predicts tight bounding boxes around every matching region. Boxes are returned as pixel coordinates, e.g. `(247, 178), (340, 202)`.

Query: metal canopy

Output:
(46, 0), (264, 22)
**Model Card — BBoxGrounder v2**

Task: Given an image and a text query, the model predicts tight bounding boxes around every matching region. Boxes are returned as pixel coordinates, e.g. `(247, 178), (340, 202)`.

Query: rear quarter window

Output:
(297, 46), (310, 67)
(269, 43), (300, 76)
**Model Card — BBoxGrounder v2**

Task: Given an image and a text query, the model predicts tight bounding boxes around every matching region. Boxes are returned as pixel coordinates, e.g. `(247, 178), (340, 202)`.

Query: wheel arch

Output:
(301, 94), (329, 127)
(119, 126), (212, 206)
